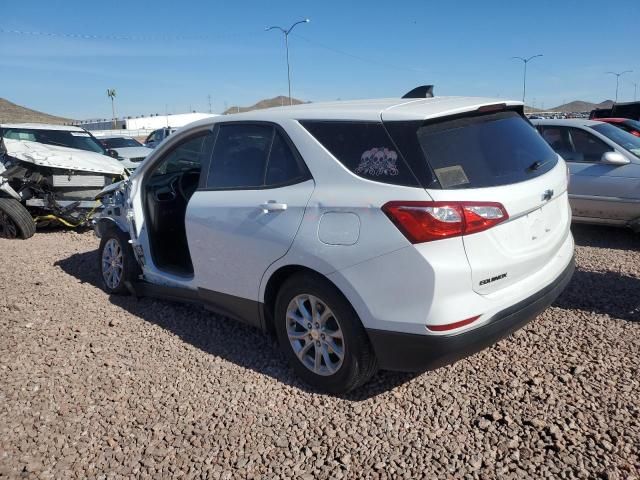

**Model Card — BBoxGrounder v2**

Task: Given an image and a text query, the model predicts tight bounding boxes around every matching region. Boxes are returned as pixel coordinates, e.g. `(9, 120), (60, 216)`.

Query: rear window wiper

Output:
(527, 160), (548, 172)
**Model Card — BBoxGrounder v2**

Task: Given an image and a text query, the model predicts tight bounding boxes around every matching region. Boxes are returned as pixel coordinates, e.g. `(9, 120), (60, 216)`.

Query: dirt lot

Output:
(0, 225), (638, 479)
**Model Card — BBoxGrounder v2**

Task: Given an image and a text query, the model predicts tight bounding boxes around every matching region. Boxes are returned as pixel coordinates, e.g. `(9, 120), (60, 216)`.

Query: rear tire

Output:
(0, 198), (36, 239)
(274, 273), (378, 394)
(98, 227), (139, 294)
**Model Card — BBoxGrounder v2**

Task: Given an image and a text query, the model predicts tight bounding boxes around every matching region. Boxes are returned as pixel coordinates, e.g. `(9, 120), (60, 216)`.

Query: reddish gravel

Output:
(0, 225), (638, 479)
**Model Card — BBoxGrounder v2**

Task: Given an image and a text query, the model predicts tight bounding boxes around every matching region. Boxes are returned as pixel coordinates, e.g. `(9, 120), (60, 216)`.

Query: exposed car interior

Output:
(143, 133), (208, 276)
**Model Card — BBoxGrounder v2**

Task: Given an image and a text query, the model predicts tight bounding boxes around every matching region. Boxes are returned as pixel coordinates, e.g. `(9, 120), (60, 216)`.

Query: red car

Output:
(597, 118), (640, 137)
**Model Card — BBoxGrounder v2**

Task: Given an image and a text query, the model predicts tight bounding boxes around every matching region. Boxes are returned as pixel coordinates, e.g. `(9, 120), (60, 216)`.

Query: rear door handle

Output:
(260, 201), (287, 213)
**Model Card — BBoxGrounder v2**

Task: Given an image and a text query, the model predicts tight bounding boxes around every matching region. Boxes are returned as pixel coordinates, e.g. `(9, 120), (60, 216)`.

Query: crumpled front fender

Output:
(95, 179), (128, 201)
(0, 160), (21, 200)
(0, 179), (21, 201)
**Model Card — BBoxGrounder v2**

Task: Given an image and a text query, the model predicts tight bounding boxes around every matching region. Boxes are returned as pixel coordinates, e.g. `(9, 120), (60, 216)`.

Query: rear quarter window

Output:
(300, 121), (420, 187)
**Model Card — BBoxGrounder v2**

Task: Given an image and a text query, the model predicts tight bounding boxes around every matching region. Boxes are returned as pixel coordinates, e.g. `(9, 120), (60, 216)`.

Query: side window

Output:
(151, 134), (206, 177)
(300, 121), (419, 187)
(265, 131), (307, 186)
(145, 131), (157, 144)
(207, 124), (273, 189)
(568, 128), (612, 163)
(541, 127), (573, 156)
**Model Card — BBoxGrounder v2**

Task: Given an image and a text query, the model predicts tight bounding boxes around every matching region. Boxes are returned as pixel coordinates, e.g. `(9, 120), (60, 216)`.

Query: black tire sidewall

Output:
(0, 198), (36, 239)
(98, 227), (137, 295)
(274, 273), (375, 394)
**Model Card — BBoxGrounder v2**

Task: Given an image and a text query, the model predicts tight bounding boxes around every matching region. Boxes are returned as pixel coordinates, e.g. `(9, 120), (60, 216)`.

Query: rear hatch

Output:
(384, 107), (570, 294)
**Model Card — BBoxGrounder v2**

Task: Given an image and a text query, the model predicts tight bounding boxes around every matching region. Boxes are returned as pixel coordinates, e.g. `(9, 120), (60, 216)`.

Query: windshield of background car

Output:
(385, 110), (558, 189)
(591, 123), (640, 158)
(2, 128), (106, 154)
(622, 119), (640, 132)
(101, 137), (142, 148)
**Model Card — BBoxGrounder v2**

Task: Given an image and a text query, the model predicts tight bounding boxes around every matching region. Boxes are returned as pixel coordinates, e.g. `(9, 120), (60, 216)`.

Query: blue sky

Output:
(1, 0), (638, 119)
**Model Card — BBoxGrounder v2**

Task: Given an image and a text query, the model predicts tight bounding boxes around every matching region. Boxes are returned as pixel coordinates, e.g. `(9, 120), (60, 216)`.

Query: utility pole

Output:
(106, 89), (117, 129)
(606, 70), (633, 103)
(511, 54), (543, 104)
(632, 82), (638, 102)
(266, 19), (310, 105)
(208, 94), (213, 113)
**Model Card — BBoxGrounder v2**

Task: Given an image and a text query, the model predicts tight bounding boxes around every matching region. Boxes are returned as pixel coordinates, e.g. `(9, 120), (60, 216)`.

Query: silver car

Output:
(532, 119), (640, 230)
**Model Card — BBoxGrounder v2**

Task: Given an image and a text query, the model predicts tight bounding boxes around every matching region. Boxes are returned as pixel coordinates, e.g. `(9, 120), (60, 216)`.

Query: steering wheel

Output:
(177, 170), (200, 201)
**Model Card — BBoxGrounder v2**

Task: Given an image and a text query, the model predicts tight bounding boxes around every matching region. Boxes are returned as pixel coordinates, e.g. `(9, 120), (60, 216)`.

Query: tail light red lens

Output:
(426, 315), (481, 332)
(382, 201), (508, 243)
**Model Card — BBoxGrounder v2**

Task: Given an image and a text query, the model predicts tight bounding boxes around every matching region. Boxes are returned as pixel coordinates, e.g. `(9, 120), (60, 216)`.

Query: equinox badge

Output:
(542, 189), (554, 201)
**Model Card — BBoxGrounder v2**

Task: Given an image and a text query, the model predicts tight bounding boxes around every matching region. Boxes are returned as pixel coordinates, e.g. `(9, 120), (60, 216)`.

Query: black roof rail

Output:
(402, 85), (434, 99)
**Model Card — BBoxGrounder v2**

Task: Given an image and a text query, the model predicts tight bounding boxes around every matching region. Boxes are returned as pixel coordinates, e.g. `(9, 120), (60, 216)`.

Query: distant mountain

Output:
(0, 98), (73, 124)
(223, 96), (305, 114)
(549, 100), (614, 113)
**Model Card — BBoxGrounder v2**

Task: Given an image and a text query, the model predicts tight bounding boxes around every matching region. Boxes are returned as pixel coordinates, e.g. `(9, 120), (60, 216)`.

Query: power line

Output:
(0, 27), (208, 42)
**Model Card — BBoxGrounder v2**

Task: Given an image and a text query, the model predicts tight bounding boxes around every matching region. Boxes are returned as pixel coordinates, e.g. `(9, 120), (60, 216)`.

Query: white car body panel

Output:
(186, 180), (316, 300)
(3, 138), (125, 175)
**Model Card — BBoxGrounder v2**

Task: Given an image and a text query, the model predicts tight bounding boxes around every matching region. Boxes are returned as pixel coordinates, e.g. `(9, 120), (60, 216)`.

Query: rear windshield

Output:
(387, 110), (558, 189)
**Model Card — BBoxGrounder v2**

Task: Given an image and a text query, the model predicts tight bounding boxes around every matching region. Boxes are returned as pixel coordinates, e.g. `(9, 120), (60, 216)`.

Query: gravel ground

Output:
(0, 225), (638, 479)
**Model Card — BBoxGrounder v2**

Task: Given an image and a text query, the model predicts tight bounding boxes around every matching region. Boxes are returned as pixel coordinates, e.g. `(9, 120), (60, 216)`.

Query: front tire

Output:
(98, 227), (139, 294)
(274, 273), (378, 394)
(0, 198), (36, 239)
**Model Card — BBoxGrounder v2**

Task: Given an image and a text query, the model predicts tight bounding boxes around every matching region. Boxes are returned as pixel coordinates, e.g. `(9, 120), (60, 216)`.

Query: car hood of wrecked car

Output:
(2, 138), (126, 176)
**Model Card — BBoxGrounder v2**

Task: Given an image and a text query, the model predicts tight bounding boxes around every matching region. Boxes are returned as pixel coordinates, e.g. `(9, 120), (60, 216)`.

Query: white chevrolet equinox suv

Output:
(94, 90), (575, 393)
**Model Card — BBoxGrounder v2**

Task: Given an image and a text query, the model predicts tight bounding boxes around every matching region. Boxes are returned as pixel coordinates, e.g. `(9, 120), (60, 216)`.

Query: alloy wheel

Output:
(101, 238), (124, 289)
(286, 294), (345, 376)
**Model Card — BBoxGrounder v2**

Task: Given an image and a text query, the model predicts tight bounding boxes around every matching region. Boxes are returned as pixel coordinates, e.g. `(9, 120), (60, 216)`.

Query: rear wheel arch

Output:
(262, 265), (354, 333)
(269, 267), (378, 392)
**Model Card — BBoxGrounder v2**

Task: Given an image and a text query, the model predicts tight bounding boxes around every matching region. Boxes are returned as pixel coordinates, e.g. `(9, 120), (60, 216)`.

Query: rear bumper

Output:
(366, 255), (575, 372)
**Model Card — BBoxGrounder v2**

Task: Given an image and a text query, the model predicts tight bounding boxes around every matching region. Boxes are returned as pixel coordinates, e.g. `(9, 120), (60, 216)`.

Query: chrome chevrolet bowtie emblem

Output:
(542, 189), (554, 201)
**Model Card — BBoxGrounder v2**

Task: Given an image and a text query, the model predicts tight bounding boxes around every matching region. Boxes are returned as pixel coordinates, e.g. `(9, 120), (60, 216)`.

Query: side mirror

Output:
(107, 149), (120, 159)
(601, 151), (630, 165)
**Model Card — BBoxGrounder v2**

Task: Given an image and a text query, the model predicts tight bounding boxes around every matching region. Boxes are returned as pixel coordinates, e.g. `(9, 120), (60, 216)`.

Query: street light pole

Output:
(605, 70), (633, 103)
(511, 54), (543, 105)
(106, 89), (117, 129)
(266, 19), (310, 106)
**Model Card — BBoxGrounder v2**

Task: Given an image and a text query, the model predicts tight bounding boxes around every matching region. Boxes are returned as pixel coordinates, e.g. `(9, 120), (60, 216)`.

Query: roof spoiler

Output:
(402, 85), (434, 99)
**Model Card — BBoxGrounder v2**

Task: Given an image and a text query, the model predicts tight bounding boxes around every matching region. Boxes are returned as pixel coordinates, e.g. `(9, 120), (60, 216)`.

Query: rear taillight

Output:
(631, 130), (640, 137)
(382, 201), (508, 243)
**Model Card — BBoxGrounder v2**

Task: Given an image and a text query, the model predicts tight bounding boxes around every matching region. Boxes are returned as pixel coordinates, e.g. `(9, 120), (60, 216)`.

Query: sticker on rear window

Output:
(70, 132), (90, 137)
(355, 147), (399, 176)
(434, 165), (470, 188)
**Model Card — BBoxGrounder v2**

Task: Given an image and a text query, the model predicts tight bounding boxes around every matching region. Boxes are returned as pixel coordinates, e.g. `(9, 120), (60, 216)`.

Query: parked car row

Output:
(3, 90), (638, 393)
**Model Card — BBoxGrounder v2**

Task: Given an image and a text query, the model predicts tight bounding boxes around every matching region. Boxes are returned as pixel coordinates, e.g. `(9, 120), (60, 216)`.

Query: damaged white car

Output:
(0, 123), (127, 239)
